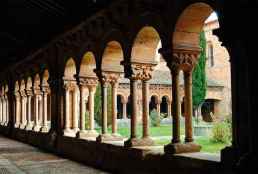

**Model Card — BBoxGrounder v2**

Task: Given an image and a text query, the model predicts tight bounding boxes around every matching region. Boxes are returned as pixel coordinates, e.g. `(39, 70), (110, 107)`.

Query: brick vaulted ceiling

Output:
(2, 0), (114, 72)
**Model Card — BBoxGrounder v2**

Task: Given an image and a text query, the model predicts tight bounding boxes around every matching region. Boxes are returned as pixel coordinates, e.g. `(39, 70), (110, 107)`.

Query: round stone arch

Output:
(64, 58), (77, 80)
(100, 40), (124, 73)
(79, 51), (97, 78)
(130, 26), (163, 64)
(172, 2), (217, 49)
(127, 11), (169, 59)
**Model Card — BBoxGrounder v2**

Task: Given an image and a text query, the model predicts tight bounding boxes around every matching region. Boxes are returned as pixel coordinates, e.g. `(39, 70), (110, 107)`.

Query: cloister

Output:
(1, 0), (257, 173)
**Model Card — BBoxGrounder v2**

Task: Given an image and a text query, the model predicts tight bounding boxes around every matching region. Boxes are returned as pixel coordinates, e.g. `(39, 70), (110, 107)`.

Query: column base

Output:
(33, 125), (41, 132)
(77, 130), (99, 139)
(63, 128), (76, 137)
(19, 124), (26, 129)
(14, 123), (20, 128)
(124, 137), (154, 147)
(40, 126), (49, 133)
(4, 122), (8, 126)
(164, 142), (201, 154)
(25, 124), (33, 131)
(96, 133), (122, 143)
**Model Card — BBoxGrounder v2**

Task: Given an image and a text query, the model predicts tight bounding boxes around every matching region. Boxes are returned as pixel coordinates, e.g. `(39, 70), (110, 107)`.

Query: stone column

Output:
(167, 100), (172, 118)
(156, 100), (161, 120)
(20, 93), (27, 129)
(33, 94), (41, 131)
(111, 82), (118, 135)
(101, 81), (108, 135)
(38, 95), (43, 127)
(25, 92), (33, 130)
(15, 94), (21, 128)
(2, 97), (6, 125)
(142, 80), (150, 138)
(5, 96), (9, 126)
(0, 97), (2, 124)
(122, 99), (127, 119)
(72, 87), (79, 132)
(88, 84), (98, 136)
(41, 89), (49, 132)
(77, 83), (88, 138)
(64, 84), (71, 133)
(184, 71), (194, 142)
(171, 68), (181, 143)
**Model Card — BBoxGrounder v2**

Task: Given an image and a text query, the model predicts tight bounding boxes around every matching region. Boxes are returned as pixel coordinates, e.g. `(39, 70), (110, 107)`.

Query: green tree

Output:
(94, 84), (113, 127)
(192, 31), (207, 109)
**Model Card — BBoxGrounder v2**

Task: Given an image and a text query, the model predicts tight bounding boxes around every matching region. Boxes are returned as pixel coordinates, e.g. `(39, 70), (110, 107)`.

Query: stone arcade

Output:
(1, 1), (257, 173)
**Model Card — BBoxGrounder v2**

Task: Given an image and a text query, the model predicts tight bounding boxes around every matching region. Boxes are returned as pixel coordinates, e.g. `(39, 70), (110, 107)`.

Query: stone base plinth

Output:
(19, 124), (26, 129)
(63, 129), (76, 137)
(124, 137), (154, 147)
(76, 130), (99, 139)
(164, 142), (201, 154)
(40, 126), (49, 133)
(96, 133), (123, 143)
(25, 124), (33, 131)
(33, 125), (41, 132)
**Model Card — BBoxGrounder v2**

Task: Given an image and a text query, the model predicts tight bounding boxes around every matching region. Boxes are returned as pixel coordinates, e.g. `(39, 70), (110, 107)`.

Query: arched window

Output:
(207, 43), (214, 67)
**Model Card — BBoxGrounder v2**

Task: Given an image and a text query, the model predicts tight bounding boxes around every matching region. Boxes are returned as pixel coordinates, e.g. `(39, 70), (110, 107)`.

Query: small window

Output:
(207, 43), (214, 67)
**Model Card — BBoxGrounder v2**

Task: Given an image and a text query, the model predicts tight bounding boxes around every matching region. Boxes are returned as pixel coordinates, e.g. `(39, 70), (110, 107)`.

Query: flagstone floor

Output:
(0, 136), (110, 174)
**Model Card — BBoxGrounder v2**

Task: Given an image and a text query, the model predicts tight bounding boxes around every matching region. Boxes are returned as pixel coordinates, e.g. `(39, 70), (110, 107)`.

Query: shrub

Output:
(210, 119), (232, 144)
(149, 109), (160, 127)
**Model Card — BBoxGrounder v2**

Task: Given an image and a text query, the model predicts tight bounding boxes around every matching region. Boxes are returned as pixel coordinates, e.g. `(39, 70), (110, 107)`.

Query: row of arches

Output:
(13, 70), (51, 132)
(0, 2), (223, 154)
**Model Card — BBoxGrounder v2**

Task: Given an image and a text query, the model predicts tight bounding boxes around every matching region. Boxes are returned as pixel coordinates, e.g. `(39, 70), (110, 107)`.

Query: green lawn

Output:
(96, 125), (229, 154)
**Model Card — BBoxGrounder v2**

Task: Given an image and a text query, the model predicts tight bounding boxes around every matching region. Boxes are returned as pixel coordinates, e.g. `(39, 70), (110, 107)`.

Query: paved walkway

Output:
(0, 136), (110, 174)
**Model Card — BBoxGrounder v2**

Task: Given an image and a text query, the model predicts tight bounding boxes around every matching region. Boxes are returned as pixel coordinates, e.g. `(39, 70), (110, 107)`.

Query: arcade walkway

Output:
(0, 136), (110, 174)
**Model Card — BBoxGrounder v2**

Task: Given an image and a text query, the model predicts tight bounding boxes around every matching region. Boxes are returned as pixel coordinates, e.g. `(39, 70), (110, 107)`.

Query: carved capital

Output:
(101, 71), (120, 86)
(172, 47), (200, 72)
(79, 77), (98, 88)
(131, 63), (155, 81)
(63, 81), (77, 91)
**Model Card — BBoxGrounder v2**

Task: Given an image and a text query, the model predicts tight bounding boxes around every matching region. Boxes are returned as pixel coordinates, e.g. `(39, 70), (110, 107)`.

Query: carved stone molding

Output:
(79, 77), (98, 88)
(101, 71), (121, 86)
(171, 46), (201, 72)
(131, 63), (156, 81)
(63, 81), (77, 91)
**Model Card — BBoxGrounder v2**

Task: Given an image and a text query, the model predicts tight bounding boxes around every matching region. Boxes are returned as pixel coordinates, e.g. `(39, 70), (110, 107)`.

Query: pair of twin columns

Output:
(14, 86), (50, 133)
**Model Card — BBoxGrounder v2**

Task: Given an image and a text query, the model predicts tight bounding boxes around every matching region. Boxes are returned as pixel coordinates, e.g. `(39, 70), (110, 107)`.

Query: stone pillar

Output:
(38, 95), (43, 127)
(33, 94), (41, 131)
(156, 100), (161, 120)
(25, 92), (33, 130)
(124, 78), (138, 147)
(0, 97), (2, 124)
(171, 68), (181, 143)
(111, 82), (118, 135)
(64, 85), (71, 132)
(101, 81), (108, 135)
(72, 87), (79, 132)
(77, 83), (88, 138)
(184, 71), (194, 142)
(88, 84), (98, 136)
(41, 89), (49, 133)
(125, 63), (156, 147)
(20, 93), (27, 129)
(167, 100), (172, 118)
(5, 96), (9, 126)
(122, 99), (127, 119)
(15, 94), (21, 128)
(142, 80), (150, 138)
(2, 97), (6, 125)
